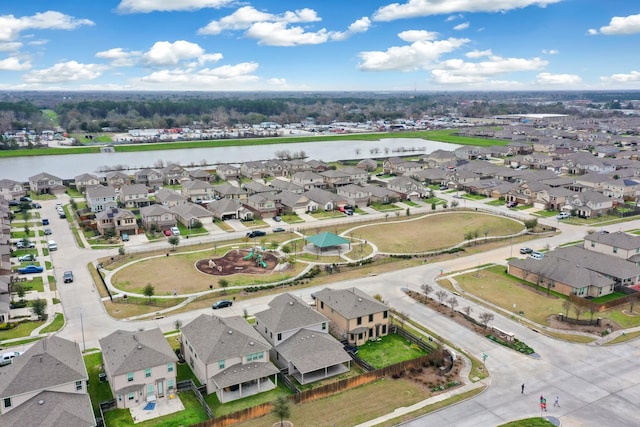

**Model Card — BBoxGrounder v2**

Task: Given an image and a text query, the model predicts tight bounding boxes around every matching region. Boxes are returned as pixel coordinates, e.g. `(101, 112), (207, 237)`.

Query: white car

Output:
(170, 226), (180, 236)
(530, 251), (544, 260)
(556, 212), (570, 219)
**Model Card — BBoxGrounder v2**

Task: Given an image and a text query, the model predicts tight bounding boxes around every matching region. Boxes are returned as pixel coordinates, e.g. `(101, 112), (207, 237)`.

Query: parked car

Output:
(170, 226), (180, 236)
(519, 247), (533, 255)
(58, 212), (66, 219)
(212, 300), (233, 309)
(63, 271), (74, 283)
(8, 200), (19, 207)
(32, 202), (41, 209)
(247, 230), (267, 238)
(19, 196), (32, 202)
(273, 227), (285, 233)
(556, 212), (570, 219)
(47, 240), (57, 251)
(163, 229), (172, 236)
(42, 218), (49, 225)
(44, 228), (52, 235)
(273, 216), (282, 222)
(18, 254), (37, 262)
(16, 240), (35, 249)
(18, 264), (44, 274)
(121, 233), (129, 242)
(506, 201), (518, 208)
(0, 351), (22, 366)
(530, 251), (544, 260)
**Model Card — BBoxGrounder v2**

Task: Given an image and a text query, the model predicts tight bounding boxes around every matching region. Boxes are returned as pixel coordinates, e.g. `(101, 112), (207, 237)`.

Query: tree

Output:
(174, 319), (183, 331)
(31, 298), (47, 320)
(629, 293), (639, 315)
(431, 202), (436, 211)
(406, 207), (410, 216)
(143, 283), (155, 303)
(479, 312), (494, 329)
(272, 395), (291, 427)
(219, 279), (229, 295)
(447, 296), (459, 312)
(463, 306), (472, 317)
(562, 298), (572, 317)
(420, 283), (433, 296)
(524, 219), (538, 230)
(435, 290), (448, 305)
(451, 200), (459, 208)
(573, 302), (583, 320)
(168, 236), (180, 250)
(588, 301), (598, 322)
(14, 283), (25, 300)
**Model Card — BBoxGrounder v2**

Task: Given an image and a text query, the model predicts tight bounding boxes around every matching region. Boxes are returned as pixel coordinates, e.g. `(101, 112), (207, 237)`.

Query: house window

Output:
(147, 385), (154, 395)
(127, 372), (134, 382)
(322, 322), (327, 331)
(117, 394), (123, 402)
(168, 379), (174, 390)
(320, 301), (324, 309)
(613, 247), (618, 254)
(128, 393), (135, 401)
(357, 317), (362, 325)
(145, 368), (151, 378)
(358, 333), (363, 340)
(383, 311), (388, 319)
(591, 241), (595, 247)
(167, 363), (174, 372)
(76, 380), (83, 391)
(219, 360), (225, 369)
(3, 398), (11, 408)
(369, 314), (374, 322)
(277, 333), (282, 341)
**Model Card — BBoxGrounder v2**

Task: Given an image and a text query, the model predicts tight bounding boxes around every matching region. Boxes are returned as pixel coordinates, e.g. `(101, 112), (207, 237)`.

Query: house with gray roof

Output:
(140, 204), (177, 230)
(244, 193), (279, 218)
(99, 328), (178, 409)
(181, 180), (215, 202)
(119, 183), (150, 208)
(155, 188), (188, 207)
(171, 202), (214, 226)
(85, 185), (117, 213)
(278, 191), (316, 215)
(216, 164), (241, 181)
(0, 179), (26, 200)
(105, 171), (131, 189)
(303, 188), (345, 211)
(336, 184), (371, 207)
(134, 169), (163, 188)
(160, 163), (190, 185)
(74, 173), (101, 193)
(386, 176), (426, 200)
(96, 207), (137, 237)
(243, 180), (275, 195)
(180, 314), (279, 401)
(207, 198), (252, 220)
(28, 172), (65, 194)
(0, 336), (95, 427)
(254, 293), (351, 385)
(312, 287), (390, 346)
(270, 178), (304, 194)
(291, 171), (325, 190)
(584, 231), (640, 262)
(213, 182), (248, 201)
(561, 191), (613, 217)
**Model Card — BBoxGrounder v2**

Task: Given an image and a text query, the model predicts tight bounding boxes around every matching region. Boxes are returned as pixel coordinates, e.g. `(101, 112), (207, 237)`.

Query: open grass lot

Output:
(233, 377), (429, 427)
(103, 391), (209, 427)
(105, 296), (187, 319)
(349, 212), (524, 253)
(83, 352), (112, 416)
(207, 383), (292, 416)
(0, 320), (44, 340)
(499, 418), (556, 427)
(357, 333), (427, 369)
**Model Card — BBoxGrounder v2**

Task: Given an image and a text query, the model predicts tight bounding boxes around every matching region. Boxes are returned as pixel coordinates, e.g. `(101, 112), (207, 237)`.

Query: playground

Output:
(195, 248), (278, 276)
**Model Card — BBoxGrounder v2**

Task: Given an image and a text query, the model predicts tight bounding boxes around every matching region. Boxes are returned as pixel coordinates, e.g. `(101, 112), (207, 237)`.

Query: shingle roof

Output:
(99, 329), (177, 376)
(548, 246), (640, 280)
(584, 231), (640, 251)
(312, 287), (388, 319)
(255, 293), (327, 333)
(275, 329), (350, 374)
(211, 361), (279, 389)
(306, 232), (349, 248)
(0, 390), (95, 427)
(0, 336), (87, 398)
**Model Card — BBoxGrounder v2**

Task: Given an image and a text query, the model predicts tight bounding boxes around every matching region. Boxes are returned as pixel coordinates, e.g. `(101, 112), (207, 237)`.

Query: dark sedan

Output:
(212, 300), (233, 309)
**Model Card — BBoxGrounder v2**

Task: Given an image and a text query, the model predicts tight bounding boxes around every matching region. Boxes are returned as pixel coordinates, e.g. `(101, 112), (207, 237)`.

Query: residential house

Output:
(306, 159), (329, 172)
(244, 193), (279, 219)
(28, 172), (65, 194)
(0, 275), (9, 323)
(99, 329), (178, 409)
(583, 231), (640, 262)
(535, 187), (576, 211)
(278, 191), (316, 215)
(171, 202), (214, 226)
(253, 294), (351, 385)
(119, 184), (150, 208)
(356, 158), (377, 171)
(304, 188), (345, 211)
(336, 184), (371, 207)
(74, 173), (101, 193)
(291, 171), (325, 190)
(382, 157), (405, 174)
(422, 149), (458, 168)
(391, 161), (424, 177)
(213, 182), (248, 201)
(243, 180), (275, 196)
(240, 161), (267, 179)
(189, 168), (212, 182)
(561, 191), (614, 217)
(216, 164), (241, 181)
(207, 198), (252, 221)
(312, 287), (390, 346)
(362, 184), (396, 204)
(181, 180), (215, 202)
(386, 176), (426, 200)
(155, 188), (188, 207)
(270, 178), (304, 194)
(85, 185), (118, 213)
(0, 336), (95, 427)
(180, 314), (279, 402)
(105, 171), (131, 189)
(506, 181), (551, 206)
(263, 160), (288, 177)
(454, 145), (481, 160)
(161, 164), (190, 185)
(96, 208), (137, 237)
(319, 170), (352, 189)
(134, 169), (164, 189)
(0, 179), (26, 200)
(140, 204), (177, 231)
(602, 178), (640, 200)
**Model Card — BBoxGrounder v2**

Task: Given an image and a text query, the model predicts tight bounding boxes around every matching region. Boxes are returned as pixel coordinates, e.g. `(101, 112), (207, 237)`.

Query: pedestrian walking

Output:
(521, 383), (525, 394)
(542, 397), (547, 412)
(554, 396), (560, 407)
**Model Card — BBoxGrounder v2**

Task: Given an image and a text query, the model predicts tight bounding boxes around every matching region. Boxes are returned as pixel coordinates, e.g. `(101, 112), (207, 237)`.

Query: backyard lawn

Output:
(83, 352), (112, 416)
(357, 333), (427, 369)
(206, 383), (293, 416)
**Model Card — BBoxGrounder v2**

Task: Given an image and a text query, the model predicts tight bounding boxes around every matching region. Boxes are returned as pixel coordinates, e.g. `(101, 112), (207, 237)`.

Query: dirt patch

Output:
(546, 314), (620, 335)
(196, 249), (279, 276)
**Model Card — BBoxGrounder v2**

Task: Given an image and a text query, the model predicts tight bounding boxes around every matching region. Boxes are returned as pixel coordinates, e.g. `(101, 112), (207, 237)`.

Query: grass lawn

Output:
(534, 210), (560, 218)
(349, 212), (523, 253)
(103, 391), (209, 427)
(310, 210), (345, 219)
(83, 352), (112, 416)
(499, 418), (556, 427)
(403, 200), (420, 207)
(0, 320), (44, 340)
(485, 199), (505, 206)
(40, 312), (65, 333)
(213, 219), (235, 232)
(176, 362), (201, 385)
(370, 203), (402, 212)
(357, 333), (427, 369)
(280, 213), (304, 223)
(104, 297), (187, 319)
(207, 383), (293, 416)
(21, 277), (45, 293)
(463, 194), (487, 200)
(591, 292), (626, 304)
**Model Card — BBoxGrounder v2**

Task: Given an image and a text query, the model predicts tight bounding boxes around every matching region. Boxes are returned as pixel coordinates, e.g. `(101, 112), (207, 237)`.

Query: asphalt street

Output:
(35, 192), (640, 426)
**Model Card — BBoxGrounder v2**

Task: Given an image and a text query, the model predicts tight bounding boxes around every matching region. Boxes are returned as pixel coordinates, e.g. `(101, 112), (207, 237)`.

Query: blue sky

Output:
(0, 0), (639, 91)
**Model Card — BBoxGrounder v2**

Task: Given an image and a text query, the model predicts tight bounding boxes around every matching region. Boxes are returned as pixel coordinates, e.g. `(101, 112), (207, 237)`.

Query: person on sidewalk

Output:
(554, 396), (560, 407)
(521, 383), (525, 394)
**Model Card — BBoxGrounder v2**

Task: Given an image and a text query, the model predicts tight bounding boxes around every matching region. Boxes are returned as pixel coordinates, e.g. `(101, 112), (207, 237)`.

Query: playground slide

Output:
(260, 261), (267, 268)
(243, 250), (254, 260)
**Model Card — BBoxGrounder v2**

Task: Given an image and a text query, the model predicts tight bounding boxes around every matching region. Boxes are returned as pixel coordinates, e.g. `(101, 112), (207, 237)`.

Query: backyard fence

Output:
(177, 379), (214, 419)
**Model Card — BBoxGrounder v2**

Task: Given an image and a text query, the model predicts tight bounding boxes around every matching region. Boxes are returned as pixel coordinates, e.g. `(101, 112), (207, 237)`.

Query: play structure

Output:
(195, 248), (277, 276)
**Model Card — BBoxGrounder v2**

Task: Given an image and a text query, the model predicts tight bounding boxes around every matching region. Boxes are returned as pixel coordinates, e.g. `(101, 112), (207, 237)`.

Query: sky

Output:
(0, 0), (639, 92)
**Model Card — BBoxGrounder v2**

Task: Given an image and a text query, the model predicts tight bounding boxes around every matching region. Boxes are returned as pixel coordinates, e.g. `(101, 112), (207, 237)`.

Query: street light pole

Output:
(80, 310), (86, 351)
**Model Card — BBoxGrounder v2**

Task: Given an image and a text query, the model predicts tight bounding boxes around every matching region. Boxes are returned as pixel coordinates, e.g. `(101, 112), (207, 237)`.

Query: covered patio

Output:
(211, 362), (280, 403)
(129, 394), (184, 424)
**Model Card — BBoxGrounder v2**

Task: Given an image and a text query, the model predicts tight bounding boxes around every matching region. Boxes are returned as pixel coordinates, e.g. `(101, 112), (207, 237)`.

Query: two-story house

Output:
(216, 164), (241, 181)
(254, 293), (351, 385)
(119, 184), (150, 208)
(181, 180), (215, 202)
(105, 171), (131, 189)
(291, 171), (325, 190)
(28, 172), (65, 194)
(134, 169), (164, 189)
(180, 314), (279, 402)
(74, 173), (101, 193)
(85, 185), (117, 213)
(155, 188), (188, 207)
(140, 204), (177, 231)
(0, 336), (95, 427)
(161, 164), (190, 185)
(312, 287), (390, 346)
(99, 329), (178, 409)
(213, 182), (248, 201)
(0, 179), (26, 200)
(96, 208), (137, 237)
(561, 191), (613, 217)
(386, 176), (426, 200)
(583, 231), (640, 263)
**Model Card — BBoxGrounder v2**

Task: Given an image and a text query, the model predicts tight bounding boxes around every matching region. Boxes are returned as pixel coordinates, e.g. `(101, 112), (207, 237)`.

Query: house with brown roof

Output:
(0, 336), (95, 427)
(270, 178), (304, 194)
(119, 184), (150, 208)
(213, 182), (248, 201)
(336, 184), (371, 207)
(312, 287), (390, 346)
(216, 164), (241, 181)
(561, 191), (613, 217)
(96, 208), (137, 237)
(254, 293), (351, 385)
(28, 172), (65, 194)
(140, 204), (177, 230)
(386, 176), (426, 200)
(180, 314), (279, 402)
(171, 202), (214, 226)
(244, 193), (279, 218)
(99, 328), (178, 409)
(134, 169), (164, 188)
(160, 163), (190, 185)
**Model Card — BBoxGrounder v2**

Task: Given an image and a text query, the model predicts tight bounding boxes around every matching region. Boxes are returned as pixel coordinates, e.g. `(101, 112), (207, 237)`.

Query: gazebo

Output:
(305, 232), (350, 254)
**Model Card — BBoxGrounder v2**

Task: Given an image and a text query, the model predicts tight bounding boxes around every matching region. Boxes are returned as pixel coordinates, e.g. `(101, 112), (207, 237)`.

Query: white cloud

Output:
(588, 14), (640, 35)
(373, 0), (563, 21)
(446, 14), (464, 22)
(245, 22), (330, 46)
(466, 49), (492, 58)
(332, 17), (372, 41)
(0, 56), (30, 71)
(534, 72), (581, 85)
(143, 40), (205, 66)
(22, 61), (105, 83)
(134, 66), (266, 90)
(117, 0), (232, 14)
(0, 11), (94, 42)
(431, 54), (548, 84)
(600, 71), (640, 84)
(358, 37), (469, 71)
(398, 30), (439, 42)
(0, 42), (22, 52)
(198, 6), (320, 35)
(541, 49), (559, 54)
(200, 62), (259, 78)
(96, 48), (142, 67)
(453, 22), (470, 31)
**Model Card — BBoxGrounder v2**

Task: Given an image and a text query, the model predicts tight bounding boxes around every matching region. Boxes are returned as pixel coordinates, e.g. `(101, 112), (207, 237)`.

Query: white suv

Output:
(170, 226), (180, 236)
(556, 212), (570, 219)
